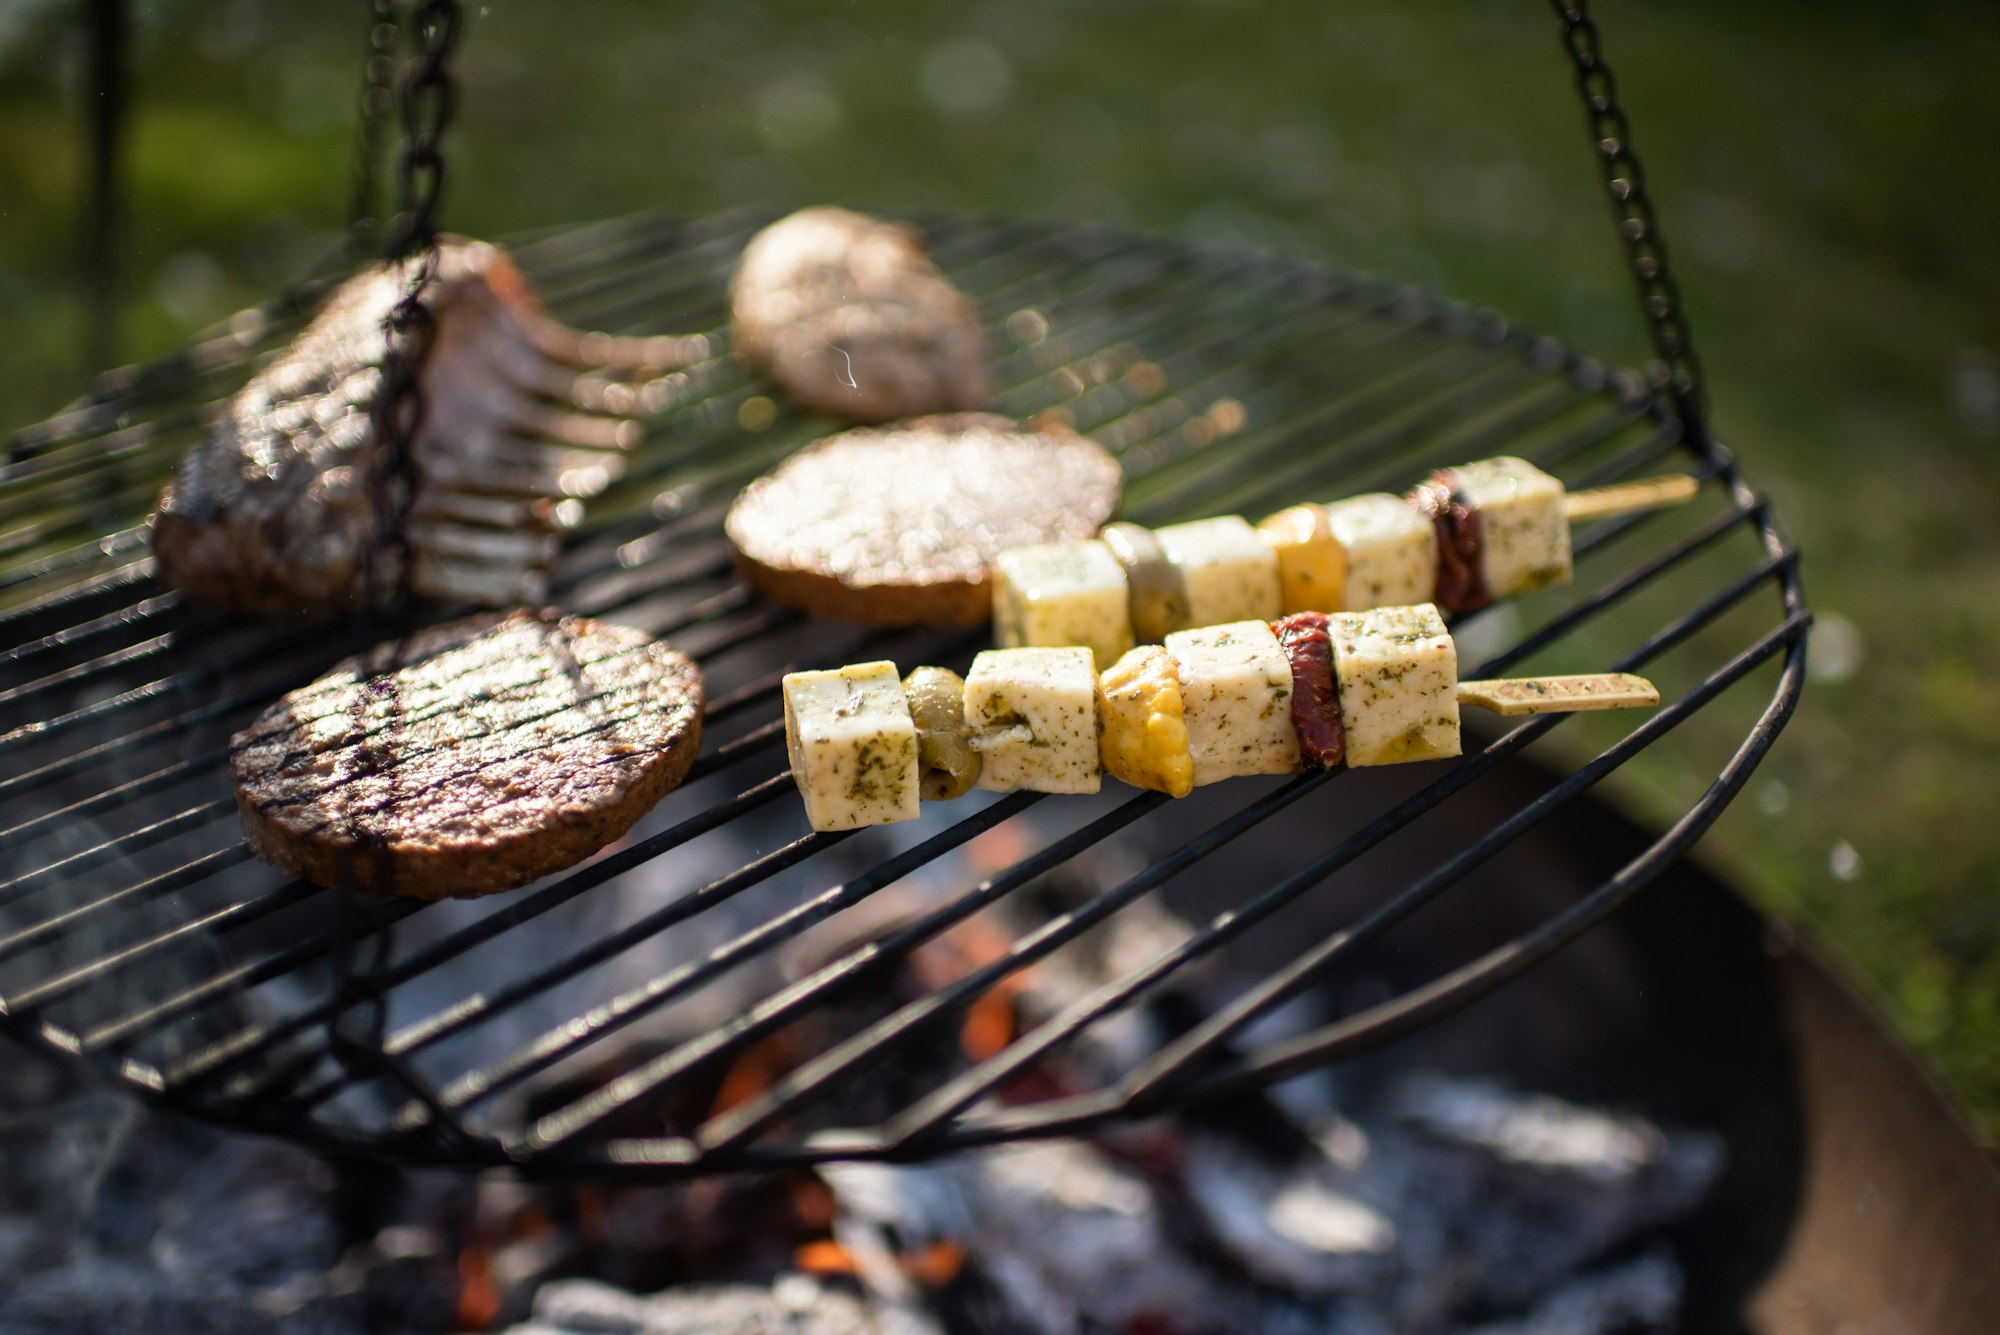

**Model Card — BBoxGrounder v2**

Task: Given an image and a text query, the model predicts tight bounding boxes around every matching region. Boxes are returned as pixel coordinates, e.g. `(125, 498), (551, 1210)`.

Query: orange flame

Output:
(455, 1243), (502, 1331)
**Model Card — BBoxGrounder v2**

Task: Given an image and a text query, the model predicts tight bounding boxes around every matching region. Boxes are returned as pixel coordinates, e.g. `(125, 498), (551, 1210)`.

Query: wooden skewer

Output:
(1456, 673), (1661, 717)
(1561, 473), (1700, 524)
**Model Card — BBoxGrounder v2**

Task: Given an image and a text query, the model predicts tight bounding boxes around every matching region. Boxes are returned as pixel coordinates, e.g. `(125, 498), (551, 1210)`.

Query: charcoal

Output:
(1463, 1249), (1683, 1335)
(516, 1277), (879, 1334)
(821, 1142), (1229, 1334)
(1388, 1075), (1722, 1312)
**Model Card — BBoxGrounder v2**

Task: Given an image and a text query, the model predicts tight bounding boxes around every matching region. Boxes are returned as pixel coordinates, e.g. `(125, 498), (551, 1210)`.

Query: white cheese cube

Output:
(992, 539), (1134, 670)
(1445, 456), (1572, 597)
(1328, 603), (1460, 767)
(1323, 493), (1438, 611)
(782, 661), (922, 830)
(965, 647), (1102, 794)
(1164, 620), (1301, 785)
(1155, 516), (1282, 628)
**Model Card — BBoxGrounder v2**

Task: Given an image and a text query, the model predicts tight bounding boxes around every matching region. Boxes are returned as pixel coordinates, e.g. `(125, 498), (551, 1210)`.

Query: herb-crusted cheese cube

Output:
(1445, 456), (1572, 597)
(1164, 620), (1301, 785)
(1323, 494), (1437, 611)
(992, 539), (1134, 670)
(782, 661), (921, 830)
(1155, 516), (1282, 627)
(1328, 603), (1460, 768)
(965, 647), (1101, 794)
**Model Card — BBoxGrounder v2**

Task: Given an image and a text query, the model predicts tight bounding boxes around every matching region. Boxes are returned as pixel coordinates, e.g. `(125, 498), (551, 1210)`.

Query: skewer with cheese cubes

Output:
(781, 602), (1660, 831)
(991, 456), (1699, 667)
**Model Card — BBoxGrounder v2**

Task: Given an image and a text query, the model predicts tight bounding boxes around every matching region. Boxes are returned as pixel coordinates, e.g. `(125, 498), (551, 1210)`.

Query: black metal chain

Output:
(1549, 2), (1708, 441)
(362, 0), (460, 613)
(327, 0), (483, 1154)
(343, 0), (400, 259)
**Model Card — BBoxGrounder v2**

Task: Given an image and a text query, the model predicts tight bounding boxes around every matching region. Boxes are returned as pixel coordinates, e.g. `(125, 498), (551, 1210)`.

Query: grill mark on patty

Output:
(250, 688), (677, 820)
(237, 619), (654, 733)
(231, 636), (658, 772)
(257, 704), (672, 836)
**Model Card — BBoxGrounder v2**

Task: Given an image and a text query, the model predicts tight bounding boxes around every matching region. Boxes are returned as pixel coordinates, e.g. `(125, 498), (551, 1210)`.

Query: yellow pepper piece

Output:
(1258, 503), (1348, 614)
(1095, 645), (1196, 798)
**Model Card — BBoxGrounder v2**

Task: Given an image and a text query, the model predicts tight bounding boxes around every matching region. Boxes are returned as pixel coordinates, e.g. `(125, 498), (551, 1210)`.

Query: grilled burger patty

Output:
(230, 609), (703, 898)
(724, 412), (1123, 628)
(729, 206), (991, 423)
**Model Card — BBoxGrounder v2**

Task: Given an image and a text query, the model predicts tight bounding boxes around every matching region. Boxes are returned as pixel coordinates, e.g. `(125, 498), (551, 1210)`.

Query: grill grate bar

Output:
(0, 526), (147, 596)
(8, 875), (320, 1015)
(0, 845), (255, 965)
(0, 797), (235, 901)
(146, 766), (801, 1082)
(788, 605), (1808, 1162)
(0, 754), (211, 853)
(148, 387), (1664, 1119)
(0, 210), (1805, 1176)
(0, 315), (1561, 880)
(42, 656), (810, 1055)
(1, 236), (1322, 756)
(1120, 610), (1805, 1107)
(517, 792), (1151, 1155)
(5, 593), (186, 675)
(412, 793), (1037, 1125)
(892, 543), (1797, 1142)
(1148, 611), (1811, 1111)
(11, 359), (1672, 1079)
(681, 497), (1790, 1153)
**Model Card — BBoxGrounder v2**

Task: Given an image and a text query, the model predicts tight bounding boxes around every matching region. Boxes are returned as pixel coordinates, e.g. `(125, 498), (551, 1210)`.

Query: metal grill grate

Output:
(0, 210), (1807, 1178)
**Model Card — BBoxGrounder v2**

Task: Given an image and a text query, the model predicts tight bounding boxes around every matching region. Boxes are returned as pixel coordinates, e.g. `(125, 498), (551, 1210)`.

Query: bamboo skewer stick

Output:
(1456, 672), (1661, 716)
(1561, 473), (1700, 523)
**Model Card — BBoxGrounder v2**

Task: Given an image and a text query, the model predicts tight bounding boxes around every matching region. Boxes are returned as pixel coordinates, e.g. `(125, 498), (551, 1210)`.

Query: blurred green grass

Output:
(3, 0), (1996, 1134)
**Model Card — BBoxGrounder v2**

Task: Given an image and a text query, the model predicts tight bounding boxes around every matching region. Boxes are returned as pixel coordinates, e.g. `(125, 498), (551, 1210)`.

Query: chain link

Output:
(332, 2), (472, 1146)
(343, 0), (399, 259)
(1549, 2), (1708, 439)
(362, 0), (460, 612)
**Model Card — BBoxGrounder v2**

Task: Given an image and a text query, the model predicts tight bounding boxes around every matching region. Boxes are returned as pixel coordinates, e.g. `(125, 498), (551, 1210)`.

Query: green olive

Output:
(1100, 521), (1191, 643)
(902, 666), (981, 801)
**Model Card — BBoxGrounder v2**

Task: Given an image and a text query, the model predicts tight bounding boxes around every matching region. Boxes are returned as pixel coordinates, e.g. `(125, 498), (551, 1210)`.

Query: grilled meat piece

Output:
(725, 413), (1122, 628)
(729, 206), (991, 422)
(152, 239), (705, 619)
(230, 609), (704, 898)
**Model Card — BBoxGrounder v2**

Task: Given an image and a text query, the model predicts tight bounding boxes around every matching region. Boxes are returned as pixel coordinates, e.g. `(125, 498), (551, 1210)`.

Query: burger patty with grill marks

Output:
(230, 609), (703, 898)
(725, 412), (1122, 628)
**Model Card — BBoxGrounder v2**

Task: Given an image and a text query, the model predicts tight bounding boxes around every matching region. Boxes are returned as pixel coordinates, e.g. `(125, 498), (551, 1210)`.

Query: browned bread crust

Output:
(230, 609), (703, 898)
(729, 206), (991, 423)
(723, 413), (1122, 629)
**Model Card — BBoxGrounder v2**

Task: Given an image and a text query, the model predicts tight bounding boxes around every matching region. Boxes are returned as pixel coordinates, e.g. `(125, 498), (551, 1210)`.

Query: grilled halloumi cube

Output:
(1327, 603), (1460, 767)
(992, 539), (1134, 669)
(1096, 645), (1195, 797)
(1155, 516), (1282, 628)
(1323, 493), (1437, 610)
(1259, 503), (1347, 615)
(1165, 621), (1300, 785)
(1444, 456), (1572, 597)
(965, 646), (1101, 794)
(782, 661), (922, 830)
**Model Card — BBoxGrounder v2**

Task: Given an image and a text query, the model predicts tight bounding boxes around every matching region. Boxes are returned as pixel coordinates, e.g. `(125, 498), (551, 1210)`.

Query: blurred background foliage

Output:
(2, 0), (1996, 1133)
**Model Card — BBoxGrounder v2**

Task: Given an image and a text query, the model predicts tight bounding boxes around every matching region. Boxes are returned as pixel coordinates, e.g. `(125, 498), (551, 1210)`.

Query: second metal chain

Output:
(344, 0), (399, 259)
(1549, 2), (1708, 440)
(363, 0), (461, 612)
